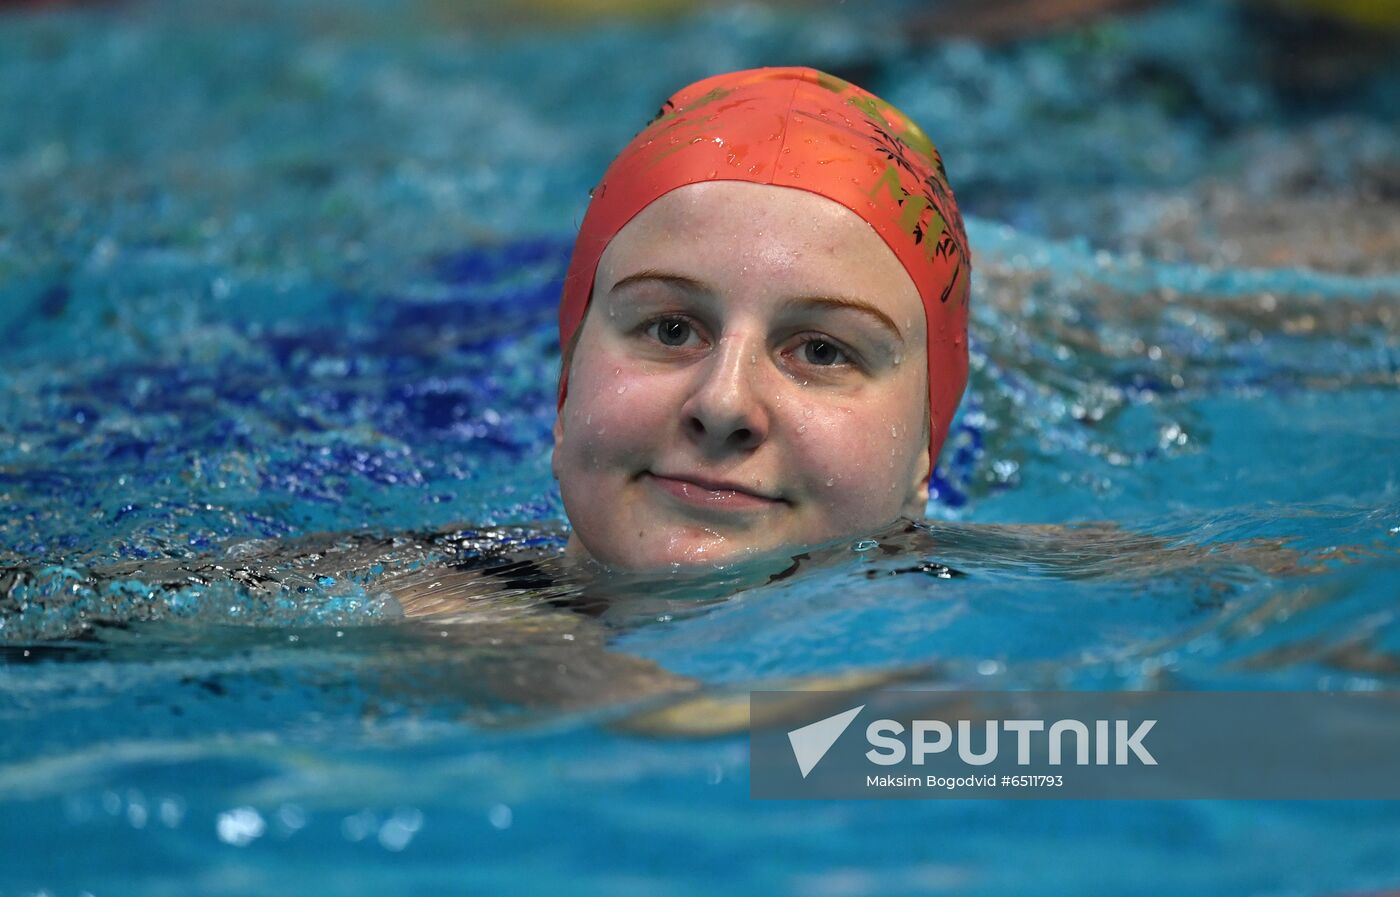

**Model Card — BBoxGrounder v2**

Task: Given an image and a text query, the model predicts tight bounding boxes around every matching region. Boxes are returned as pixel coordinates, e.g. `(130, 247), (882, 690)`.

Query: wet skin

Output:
(552, 181), (932, 571)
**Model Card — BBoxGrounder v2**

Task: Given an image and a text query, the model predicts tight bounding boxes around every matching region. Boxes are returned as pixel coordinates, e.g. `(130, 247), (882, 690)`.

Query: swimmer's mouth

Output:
(645, 471), (785, 508)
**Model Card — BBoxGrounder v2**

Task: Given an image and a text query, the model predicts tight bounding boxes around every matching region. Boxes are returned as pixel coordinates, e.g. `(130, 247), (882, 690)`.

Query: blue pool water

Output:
(2, 1), (1399, 894)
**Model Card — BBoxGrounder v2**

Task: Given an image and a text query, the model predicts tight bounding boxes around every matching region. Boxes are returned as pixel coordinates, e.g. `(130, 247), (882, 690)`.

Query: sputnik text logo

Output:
(786, 705), (1158, 777)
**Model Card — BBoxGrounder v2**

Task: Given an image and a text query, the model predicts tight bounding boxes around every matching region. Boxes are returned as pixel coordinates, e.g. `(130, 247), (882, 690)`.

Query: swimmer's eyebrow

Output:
(608, 269), (708, 296)
(782, 295), (906, 344)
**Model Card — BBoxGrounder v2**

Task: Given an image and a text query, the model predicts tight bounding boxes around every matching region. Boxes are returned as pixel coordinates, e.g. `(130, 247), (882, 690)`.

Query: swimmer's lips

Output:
(644, 471), (786, 514)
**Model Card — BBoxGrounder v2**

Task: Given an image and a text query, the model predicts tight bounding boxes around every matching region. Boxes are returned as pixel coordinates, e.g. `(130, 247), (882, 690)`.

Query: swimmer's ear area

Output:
(903, 446), (932, 518)
(901, 400), (934, 518)
(552, 303), (588, 483)
(551, 410), (566, 481)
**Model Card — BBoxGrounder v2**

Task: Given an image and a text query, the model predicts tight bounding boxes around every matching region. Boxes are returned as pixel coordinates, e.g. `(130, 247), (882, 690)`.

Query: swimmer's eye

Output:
(801, 338), (848, 367)
(787, 334), (859, 371)
(644, 316), (701, 349)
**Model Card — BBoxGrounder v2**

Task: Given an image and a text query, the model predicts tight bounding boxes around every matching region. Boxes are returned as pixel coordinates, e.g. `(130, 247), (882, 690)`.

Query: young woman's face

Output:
(553, 181), (931, 571)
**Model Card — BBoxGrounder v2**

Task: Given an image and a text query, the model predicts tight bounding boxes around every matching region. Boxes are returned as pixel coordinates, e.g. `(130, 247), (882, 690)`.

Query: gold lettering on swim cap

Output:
(869, 164), (906, 209)
(868, 163), (948, 259)
(897, 194), (930, 234)
(813, 71), (854, 95)
(650, 87), (730, 128)
(922, 209), (948, 262)
(844, 94), (946, 177)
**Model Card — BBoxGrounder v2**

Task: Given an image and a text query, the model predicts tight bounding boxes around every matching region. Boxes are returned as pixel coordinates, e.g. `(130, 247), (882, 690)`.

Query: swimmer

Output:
(550, 66), (971, 572)
(388, 67), (973, 714)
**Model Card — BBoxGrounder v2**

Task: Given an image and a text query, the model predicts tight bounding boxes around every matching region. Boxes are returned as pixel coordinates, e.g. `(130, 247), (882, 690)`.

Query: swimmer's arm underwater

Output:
(383, 558), (954, 736)
(889, 518), (1319, 582)
(382, 563), (701, 713)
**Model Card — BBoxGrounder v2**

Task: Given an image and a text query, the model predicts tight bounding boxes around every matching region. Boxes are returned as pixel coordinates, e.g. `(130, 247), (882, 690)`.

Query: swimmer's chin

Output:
(563, 529), (797, 577)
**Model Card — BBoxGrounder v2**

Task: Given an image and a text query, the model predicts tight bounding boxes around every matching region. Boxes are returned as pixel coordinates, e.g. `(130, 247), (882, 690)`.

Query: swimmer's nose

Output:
(680, 337), (769, 454)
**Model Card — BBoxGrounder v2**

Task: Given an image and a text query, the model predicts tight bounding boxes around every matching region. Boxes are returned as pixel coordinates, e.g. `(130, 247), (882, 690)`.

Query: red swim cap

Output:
(558, 66), (971, 475)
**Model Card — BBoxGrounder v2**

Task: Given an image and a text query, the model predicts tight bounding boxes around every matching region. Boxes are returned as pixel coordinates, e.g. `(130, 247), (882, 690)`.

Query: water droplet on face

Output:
(891, 425), (898, 438)
(585, 414), (592, 425)
(750, 354), (757, 365)
(825, 477), (834, 487)
(796, 424), (806, 434)
(616, 385), (627, 395)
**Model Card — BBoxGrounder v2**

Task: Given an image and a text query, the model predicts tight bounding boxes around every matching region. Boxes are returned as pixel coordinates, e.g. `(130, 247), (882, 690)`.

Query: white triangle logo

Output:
(787, 705), (864, 778)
